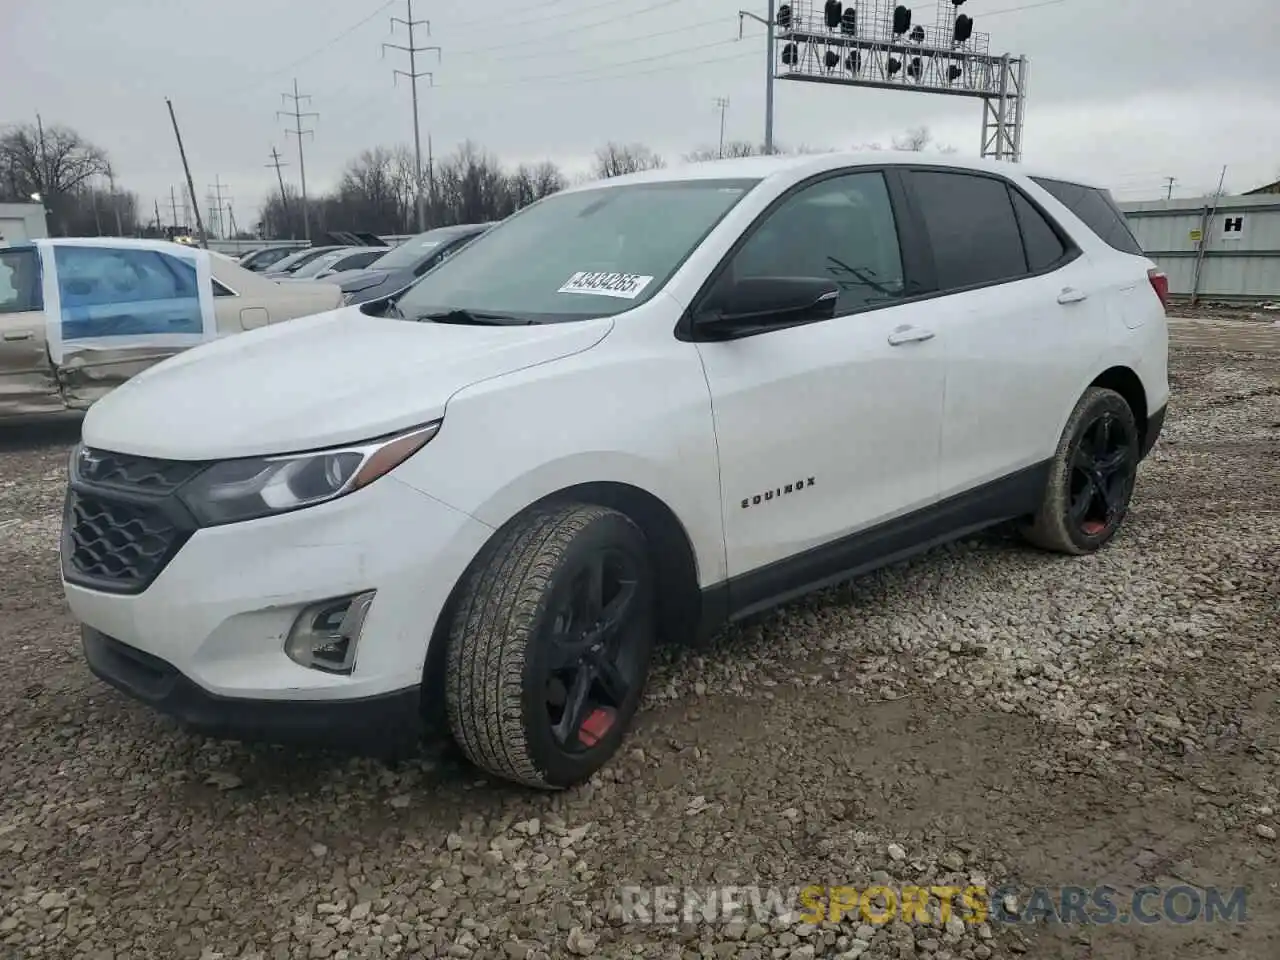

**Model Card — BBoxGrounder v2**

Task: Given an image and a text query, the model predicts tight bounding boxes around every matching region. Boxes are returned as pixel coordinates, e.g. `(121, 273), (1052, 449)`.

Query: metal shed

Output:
(1118, 194), (1280, 301)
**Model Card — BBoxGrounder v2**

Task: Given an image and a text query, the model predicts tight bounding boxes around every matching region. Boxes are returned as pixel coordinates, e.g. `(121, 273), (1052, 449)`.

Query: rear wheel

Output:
(444, 503), (655, 789)
(1022, 387), (1141, 555)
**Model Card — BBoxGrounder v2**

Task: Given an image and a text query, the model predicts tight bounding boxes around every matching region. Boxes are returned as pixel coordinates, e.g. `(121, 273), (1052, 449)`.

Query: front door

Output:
(692, 169), (947, 612)
(40, 240), (216, 408)
(0, 245), (61, 416)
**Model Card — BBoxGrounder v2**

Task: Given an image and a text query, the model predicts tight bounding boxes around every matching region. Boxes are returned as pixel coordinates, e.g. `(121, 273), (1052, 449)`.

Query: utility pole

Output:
(154, 198), (163, 236)
(278, 79), (317, 243)
(714, 96), (731, 158)
(164, 97), (208, 248)
(35, 113), (49, 195)
(227, 203), (239, 239)
(738, 1), (777, 154)
(169, 185), (180, 236)
(1164, 176), (1176, 200)
(106, 167), (124, 235)
(383, 0), (441, 232)
(265, 147), (291, 237)
(208, 175), (232, 240)
(1190, 165), (1228, 308)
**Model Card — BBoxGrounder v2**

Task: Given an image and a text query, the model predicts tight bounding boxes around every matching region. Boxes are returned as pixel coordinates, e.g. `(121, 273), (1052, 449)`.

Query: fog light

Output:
(285, 591), (376, 674)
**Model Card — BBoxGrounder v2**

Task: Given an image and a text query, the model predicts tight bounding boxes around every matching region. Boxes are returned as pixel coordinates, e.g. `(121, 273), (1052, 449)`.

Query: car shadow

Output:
(0, 412), (83, 452)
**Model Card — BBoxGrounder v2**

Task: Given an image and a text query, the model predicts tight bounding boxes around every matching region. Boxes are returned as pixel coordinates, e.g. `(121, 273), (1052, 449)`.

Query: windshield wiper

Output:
(413, 308), (534, 326)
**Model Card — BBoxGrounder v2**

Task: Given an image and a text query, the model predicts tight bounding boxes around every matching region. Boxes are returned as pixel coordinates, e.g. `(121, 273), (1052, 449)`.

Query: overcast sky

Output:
(5, 0), (1278, 230)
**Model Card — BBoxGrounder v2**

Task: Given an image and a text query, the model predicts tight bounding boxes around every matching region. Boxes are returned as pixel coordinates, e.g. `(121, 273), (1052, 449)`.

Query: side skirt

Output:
(695, 459), (1052, 638)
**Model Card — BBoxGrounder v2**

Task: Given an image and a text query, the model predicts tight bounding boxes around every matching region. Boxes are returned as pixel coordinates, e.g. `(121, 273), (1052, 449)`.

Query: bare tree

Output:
(0, 121), (115, 234)
(889, 126), (957, 153)
(508, 161), (567, 209)
(683, 141), (764, 162)
(593, 142), (665, 179)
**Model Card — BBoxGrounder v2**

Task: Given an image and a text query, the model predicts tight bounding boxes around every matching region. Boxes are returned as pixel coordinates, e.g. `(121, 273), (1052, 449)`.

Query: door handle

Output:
(887, 325), (936, 346)
(2, 330), (33, 341)
(1057, 286), (1088, 304)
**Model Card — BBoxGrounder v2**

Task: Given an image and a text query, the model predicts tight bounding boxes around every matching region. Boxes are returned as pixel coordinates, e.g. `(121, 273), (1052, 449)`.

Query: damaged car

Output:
(0, 238), (341, 417)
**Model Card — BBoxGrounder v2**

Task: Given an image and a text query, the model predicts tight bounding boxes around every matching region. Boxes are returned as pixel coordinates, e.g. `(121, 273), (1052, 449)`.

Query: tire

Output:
(1021, 387), (1141, 555)
(444, 503), (656, 789)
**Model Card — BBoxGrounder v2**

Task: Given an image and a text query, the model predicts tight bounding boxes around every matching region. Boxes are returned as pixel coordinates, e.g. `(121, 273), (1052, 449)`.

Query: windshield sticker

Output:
(557, 271), (654, 300)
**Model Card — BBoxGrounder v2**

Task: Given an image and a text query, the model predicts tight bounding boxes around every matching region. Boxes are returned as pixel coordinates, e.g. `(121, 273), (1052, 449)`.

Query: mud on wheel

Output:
(443, 503), (656, 789)
(1022, 386), (1142, 555)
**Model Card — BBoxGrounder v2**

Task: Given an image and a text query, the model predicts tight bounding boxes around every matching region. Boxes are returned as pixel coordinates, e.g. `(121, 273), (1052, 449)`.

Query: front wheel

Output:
(1021, 387), (1141, 555)
(444, 503), (656, 789)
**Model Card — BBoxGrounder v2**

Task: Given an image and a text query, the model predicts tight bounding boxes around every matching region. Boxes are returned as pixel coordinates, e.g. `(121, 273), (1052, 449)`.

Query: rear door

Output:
(0, 244), (61, 415)
(898, 167), (1110, 499)
(41, 240), (217, 408)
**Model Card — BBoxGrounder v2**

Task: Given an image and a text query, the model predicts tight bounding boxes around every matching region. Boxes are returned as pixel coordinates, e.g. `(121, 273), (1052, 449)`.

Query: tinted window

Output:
(0, 248), (41, 314)
(1010, 188), (1068, 272)
(728, 171), (905, 314)
(396, 179), (758, 322)
(212, 278), (236, 297)
(910, 171), (1027, 290)
(337, 249), (381, 271)
(52, 245), (203, 340)
(1030, 177), (1144, 255)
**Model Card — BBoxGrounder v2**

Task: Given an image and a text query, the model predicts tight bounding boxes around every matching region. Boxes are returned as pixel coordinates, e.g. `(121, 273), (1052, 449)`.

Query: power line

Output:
(382, 0), (441, 233)
(231, 1), (395, 97)
(435, 36), (745, 89)
(434, 0), (606, 33)
(448, 0), (684, 55)
(277, 79), (318, 243)
(458, 15), (730, 66)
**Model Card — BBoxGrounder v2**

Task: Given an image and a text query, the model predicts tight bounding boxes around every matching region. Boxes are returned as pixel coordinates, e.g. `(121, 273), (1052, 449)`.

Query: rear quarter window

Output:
(1030, 177), (1144, 256)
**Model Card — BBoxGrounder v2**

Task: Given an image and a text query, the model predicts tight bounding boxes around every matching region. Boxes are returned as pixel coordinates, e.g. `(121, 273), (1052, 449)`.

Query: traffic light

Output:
(952, 0), (967, 5)
(887, 56), (902, 75)
(825, 0), (843, 30)
(777, 4), (792, 28)
(947, 63), (963, 81)
(910, 25), (925, 43)
(840, 8), (857, 35)
(781, 42), (799, 65)
(953, 14), (973, 43)
(892, 5), (912, 35)
(824, 50), (840, 70)
(907, 57), (923, 78)
(845, 51), (861, 72)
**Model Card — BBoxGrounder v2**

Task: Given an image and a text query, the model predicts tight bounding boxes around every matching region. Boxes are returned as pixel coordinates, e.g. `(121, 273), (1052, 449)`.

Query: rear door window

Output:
(1030, 177), (1144, 255)
(0, 248), (41, 314)
(907, 171), (1028, 291)
(1009, 188), (1069, 272)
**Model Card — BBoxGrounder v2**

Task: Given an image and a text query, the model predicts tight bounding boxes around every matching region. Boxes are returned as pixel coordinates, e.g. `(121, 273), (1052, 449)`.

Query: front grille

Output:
(63, 490), (191, 592)
(76, 448), (205, 494)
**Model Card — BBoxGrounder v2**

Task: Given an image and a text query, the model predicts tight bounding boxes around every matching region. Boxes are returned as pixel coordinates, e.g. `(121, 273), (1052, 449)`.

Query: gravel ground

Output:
(1, 317), (1277, 960)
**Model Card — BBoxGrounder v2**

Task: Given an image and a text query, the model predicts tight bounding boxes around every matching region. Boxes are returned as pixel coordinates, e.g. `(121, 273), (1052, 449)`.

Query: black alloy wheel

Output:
(445, 503), (656, 789)
(1022, 387), (1141, 555)
(541, 548), (645, 752)
(1069, 410), (1137, 539)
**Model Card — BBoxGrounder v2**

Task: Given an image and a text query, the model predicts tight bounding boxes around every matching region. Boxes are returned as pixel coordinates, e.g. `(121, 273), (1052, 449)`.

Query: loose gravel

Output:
(1, 318), (1276, 960)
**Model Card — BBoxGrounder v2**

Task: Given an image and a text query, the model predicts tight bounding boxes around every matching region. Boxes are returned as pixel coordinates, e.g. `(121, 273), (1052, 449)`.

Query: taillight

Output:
(1147, 268), (1170, 311)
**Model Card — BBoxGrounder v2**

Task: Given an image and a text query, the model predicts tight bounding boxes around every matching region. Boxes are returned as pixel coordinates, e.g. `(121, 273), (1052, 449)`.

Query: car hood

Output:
(81, 307), (614, 461)
(332, 268), (401, 293)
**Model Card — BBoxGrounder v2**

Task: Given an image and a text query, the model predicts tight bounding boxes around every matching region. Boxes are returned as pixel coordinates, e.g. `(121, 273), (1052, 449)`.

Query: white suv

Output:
(61, 152), (1169, 789)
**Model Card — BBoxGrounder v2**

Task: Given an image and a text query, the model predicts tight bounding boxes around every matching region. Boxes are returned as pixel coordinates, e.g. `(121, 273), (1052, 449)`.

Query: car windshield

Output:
(370, 234), (460, 270)
(291, 250), (349, 278)
(394, 178), (758, 323)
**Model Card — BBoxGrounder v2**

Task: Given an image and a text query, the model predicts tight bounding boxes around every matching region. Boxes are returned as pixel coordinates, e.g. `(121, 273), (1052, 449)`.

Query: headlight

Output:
(178, 422), (440, 526)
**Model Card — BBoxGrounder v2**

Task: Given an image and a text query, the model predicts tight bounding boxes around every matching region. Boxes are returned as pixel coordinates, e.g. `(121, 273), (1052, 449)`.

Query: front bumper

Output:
(83, 626), (422, 752)
(64, 472), (494, 719)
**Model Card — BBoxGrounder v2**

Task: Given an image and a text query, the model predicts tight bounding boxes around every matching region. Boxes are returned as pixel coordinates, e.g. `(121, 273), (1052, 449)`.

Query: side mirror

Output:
(694, 276), (840, 340)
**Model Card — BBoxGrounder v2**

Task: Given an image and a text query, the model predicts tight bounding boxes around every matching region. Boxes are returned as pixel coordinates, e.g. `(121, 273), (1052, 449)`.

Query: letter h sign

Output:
(1223, 216), (1244, 233)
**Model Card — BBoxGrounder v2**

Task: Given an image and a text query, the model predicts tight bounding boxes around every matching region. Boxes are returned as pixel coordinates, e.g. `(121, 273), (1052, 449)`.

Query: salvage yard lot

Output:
(1, 315), (1277, 960)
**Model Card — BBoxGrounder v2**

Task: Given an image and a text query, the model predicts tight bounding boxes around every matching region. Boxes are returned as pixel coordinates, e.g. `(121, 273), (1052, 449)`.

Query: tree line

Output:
(0, 119), (952, 241)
